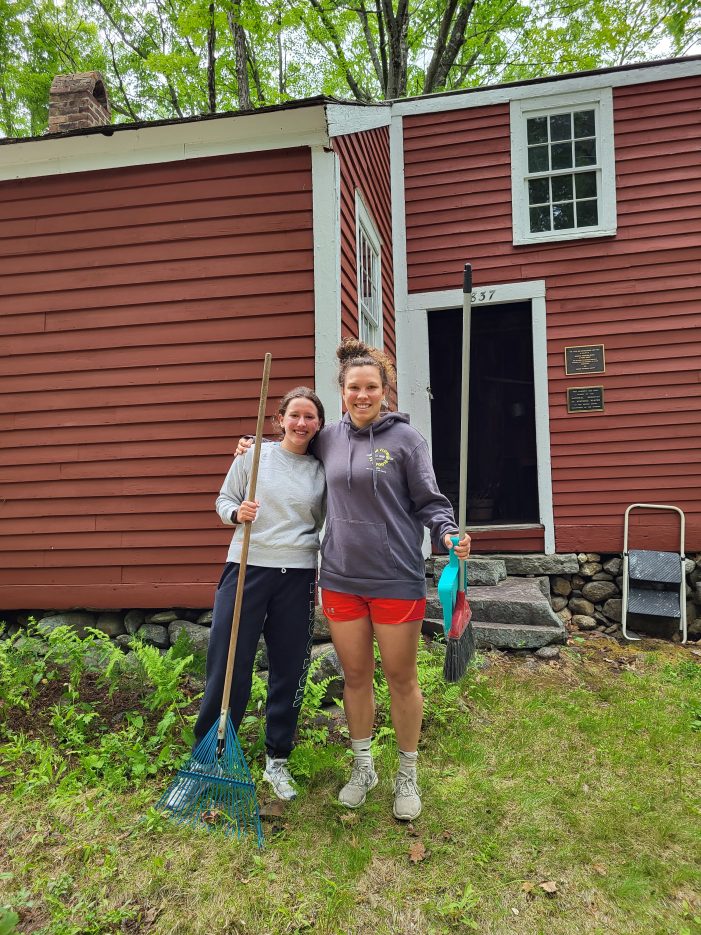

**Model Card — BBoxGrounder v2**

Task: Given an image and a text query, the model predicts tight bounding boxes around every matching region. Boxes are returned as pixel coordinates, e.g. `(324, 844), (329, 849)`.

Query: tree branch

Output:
(425, 0), (476, 93)
(307, 0), (367, 100)
(207, 1), (216, 112)
(422, 0), (459, 93)
(107, 35), (140, 120)
(226, 0), (251, 110)
(354, 0), (383, 88)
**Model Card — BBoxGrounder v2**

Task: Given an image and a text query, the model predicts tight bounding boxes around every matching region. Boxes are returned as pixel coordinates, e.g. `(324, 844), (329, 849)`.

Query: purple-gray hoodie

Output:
(314, 411), (458, 599)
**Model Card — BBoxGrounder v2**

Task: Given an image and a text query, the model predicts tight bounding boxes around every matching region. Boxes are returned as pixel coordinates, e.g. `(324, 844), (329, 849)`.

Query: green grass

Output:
(1, 625), (700, 934)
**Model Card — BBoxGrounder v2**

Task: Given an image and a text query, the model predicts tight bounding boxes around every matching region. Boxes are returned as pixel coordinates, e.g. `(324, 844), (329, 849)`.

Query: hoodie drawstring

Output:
(346, 423), (353, 491)
(369, 424), (378, 497)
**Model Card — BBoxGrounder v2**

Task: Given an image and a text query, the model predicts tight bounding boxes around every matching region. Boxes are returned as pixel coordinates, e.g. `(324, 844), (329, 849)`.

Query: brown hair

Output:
(274, 386), (325, 433)
(336, 337), (396, 391)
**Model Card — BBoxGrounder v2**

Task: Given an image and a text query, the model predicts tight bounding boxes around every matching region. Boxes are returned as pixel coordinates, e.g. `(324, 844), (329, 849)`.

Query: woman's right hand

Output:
(235, 437), (253, 457)
(236, 499), (259, 523)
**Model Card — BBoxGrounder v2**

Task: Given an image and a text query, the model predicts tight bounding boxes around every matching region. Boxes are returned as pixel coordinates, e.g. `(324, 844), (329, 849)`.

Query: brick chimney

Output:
(48, 72), (112, 133)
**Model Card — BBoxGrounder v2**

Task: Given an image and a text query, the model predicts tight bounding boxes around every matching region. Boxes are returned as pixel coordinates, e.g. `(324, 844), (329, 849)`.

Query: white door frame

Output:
(396, 279), (556, 554)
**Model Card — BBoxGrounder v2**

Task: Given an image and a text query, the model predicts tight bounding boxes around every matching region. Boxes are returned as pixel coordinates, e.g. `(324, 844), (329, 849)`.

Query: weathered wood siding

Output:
(403, 76), (701, 553)
(333, 127), (395, 364)
(0, 148), (314, 608)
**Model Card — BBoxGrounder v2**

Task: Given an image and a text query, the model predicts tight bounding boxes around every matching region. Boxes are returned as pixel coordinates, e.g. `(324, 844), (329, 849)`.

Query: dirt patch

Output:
(2, 668), (201, 743)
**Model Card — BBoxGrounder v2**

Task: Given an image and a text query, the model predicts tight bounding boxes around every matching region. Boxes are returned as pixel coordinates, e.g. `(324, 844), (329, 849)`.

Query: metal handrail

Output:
(621, 503), (687, 644)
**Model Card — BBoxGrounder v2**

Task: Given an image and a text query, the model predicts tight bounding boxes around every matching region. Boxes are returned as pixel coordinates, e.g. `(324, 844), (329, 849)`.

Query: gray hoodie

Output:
(314, 411), (457, 599)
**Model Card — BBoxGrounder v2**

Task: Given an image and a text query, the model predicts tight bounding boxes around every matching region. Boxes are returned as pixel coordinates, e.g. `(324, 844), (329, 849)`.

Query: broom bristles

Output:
(443, 592), (476, 683)
(156, 714), (263, 847)
(443, 621), (476, 682)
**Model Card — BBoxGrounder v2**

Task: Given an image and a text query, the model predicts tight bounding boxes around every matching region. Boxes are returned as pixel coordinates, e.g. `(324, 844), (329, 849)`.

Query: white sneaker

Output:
(263, 757), (297, 801)
(393, 769), (422, 821)
(338, 762), (379, 808)
(164, 774), (202, 809)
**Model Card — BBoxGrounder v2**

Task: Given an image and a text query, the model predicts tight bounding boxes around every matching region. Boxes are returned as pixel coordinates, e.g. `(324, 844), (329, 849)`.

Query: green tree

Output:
(0, 0), (698, 137)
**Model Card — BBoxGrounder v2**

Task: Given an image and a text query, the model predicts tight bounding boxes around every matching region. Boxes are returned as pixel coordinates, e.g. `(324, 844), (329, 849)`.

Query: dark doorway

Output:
(428, 302), (539, 525)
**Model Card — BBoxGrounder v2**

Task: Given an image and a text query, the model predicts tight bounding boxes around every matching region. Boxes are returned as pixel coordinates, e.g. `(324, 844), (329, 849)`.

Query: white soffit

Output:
(0, 104), (330, 180)
(392, 58), (701, 117)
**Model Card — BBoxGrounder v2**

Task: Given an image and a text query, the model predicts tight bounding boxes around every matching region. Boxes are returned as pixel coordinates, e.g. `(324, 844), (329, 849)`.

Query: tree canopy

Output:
(0, 0), (698, 136)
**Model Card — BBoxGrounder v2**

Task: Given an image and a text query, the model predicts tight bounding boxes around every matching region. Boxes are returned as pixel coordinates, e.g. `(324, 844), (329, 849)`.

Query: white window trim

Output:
(510, 87), (617, 246)
(355, 190), (384, 348)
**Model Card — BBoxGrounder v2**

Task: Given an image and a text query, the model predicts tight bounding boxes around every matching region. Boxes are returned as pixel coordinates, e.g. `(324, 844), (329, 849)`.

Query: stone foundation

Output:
(2, 551), (700, 651)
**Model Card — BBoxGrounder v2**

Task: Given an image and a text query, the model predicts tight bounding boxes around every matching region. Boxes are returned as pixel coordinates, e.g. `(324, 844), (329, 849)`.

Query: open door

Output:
(428, 301), (538, 525)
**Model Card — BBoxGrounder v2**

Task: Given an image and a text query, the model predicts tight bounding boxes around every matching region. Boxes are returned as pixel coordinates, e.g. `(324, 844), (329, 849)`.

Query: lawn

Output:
(1, 624), (700, 935)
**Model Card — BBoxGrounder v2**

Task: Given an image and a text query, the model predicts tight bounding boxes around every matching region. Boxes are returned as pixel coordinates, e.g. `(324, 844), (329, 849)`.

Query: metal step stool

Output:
(621, 503), (687, 643)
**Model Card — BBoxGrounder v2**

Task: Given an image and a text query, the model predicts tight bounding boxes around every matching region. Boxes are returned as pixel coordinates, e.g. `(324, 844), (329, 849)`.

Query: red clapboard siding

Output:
(333, 128), (395, 364)
(403, 76), (701, 553)
(0, 148), (315, 609)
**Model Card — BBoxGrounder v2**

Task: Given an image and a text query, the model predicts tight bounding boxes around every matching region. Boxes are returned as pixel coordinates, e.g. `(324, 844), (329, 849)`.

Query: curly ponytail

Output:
(336, 337), (396, 390)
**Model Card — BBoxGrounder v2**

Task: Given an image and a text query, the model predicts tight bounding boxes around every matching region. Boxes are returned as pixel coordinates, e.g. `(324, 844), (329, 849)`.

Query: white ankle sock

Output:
(398, 749), (418, 775)
(351, 737), (373, 769)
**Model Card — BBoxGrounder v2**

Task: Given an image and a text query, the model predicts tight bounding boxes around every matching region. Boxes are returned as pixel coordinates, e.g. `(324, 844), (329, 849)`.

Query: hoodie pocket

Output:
(322, 519), (400, 580)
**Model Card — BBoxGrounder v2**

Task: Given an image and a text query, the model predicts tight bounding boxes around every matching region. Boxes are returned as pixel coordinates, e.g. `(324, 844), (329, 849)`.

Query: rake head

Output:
(156, 714), (263, 848)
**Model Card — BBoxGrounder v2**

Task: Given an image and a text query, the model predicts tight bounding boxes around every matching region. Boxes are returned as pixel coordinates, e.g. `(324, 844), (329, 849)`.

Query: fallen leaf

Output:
(592, 863), (608, 876)
(690, 649), (701, 657)
(143, 907), (160, 926)
(259, 802), (285, 820)
(201, 809), (224, 825)
(521, 881), (536, 895)
(441, 830), (454, 842)
(409, 841), (427, 864)
(406, 823), (420, 837)
(511, 908), (520, 916)
(539, 880), (558, 897)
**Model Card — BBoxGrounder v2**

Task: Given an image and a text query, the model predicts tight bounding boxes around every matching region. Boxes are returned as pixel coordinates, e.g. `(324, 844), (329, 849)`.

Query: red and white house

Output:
(1, 56), (699, 610)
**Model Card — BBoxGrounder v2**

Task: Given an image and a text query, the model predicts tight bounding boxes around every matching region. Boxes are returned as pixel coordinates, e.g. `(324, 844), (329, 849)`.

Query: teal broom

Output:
(438, 264), (476, 682)
(156, 353), (272, 847)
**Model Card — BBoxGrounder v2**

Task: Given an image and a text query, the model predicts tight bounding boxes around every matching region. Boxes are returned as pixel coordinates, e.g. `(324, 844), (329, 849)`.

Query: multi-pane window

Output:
(510, 89), (616, 245)
(355, 192), (383, 347)
(526, 109), (599, 233)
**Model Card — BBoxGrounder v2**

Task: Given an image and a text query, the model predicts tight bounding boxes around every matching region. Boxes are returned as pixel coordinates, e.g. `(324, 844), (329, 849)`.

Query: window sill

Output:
(513, 226), (617, 247)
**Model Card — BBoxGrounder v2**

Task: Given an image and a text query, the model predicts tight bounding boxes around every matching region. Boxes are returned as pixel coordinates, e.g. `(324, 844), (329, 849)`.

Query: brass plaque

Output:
(565, 344), (605, 375)
(567, 386), (604, 413)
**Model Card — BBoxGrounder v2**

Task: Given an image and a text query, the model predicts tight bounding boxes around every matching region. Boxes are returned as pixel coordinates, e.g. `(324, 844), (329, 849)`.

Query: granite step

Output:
(423, 617), (566, 651)
(426, 577), (563, 629)
(429, 556), (507, 587)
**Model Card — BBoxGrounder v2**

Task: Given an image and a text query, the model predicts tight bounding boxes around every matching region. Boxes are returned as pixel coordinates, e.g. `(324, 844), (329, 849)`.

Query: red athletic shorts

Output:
(321, 589), (426, 625)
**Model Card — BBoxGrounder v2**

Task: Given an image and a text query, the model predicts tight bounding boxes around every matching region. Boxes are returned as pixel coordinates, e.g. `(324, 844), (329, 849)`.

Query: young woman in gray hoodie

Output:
(316, 339), (470, 821)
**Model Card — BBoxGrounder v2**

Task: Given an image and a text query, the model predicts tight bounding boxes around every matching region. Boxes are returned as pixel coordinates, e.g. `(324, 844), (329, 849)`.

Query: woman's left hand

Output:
(444, 532), (471, 559)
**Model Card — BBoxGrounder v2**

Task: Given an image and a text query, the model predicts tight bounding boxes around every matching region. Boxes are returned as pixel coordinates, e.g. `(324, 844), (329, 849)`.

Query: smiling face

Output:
(278, 396), (321, 453)
(342, 364), (386, 428)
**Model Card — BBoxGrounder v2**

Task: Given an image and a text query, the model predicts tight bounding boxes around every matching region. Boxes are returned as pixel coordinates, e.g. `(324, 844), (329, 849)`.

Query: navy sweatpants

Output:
(193, 563), (316, 759)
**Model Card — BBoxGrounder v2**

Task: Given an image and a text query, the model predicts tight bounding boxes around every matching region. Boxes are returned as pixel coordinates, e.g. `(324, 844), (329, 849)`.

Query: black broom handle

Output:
(218, 353), (272, 743)
(459, 264), (472, 592)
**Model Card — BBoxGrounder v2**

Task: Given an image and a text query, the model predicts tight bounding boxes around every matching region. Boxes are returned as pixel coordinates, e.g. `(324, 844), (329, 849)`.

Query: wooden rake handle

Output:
(218, 352), (272, 743)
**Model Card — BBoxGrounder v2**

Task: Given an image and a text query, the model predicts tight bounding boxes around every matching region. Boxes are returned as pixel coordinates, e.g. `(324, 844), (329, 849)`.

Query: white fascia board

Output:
(325, 103), (392, 137)
(312, 145), (343, 422)
(392, 59), (701, 117)
(0, 105), (329, 181)
(406, 280), (546, 311)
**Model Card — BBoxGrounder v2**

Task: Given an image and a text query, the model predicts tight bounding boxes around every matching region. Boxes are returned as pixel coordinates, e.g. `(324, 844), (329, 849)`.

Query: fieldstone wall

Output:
(546, 552), (701, 642)
(2, 551), (700, 657)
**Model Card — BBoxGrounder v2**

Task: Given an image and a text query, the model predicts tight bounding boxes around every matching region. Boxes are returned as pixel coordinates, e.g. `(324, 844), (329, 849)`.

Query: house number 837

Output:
(471, 290), (495, 303)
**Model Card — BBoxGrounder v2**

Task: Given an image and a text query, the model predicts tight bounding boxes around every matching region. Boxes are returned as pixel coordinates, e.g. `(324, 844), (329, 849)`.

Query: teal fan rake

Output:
(156, 354), (272, 848)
